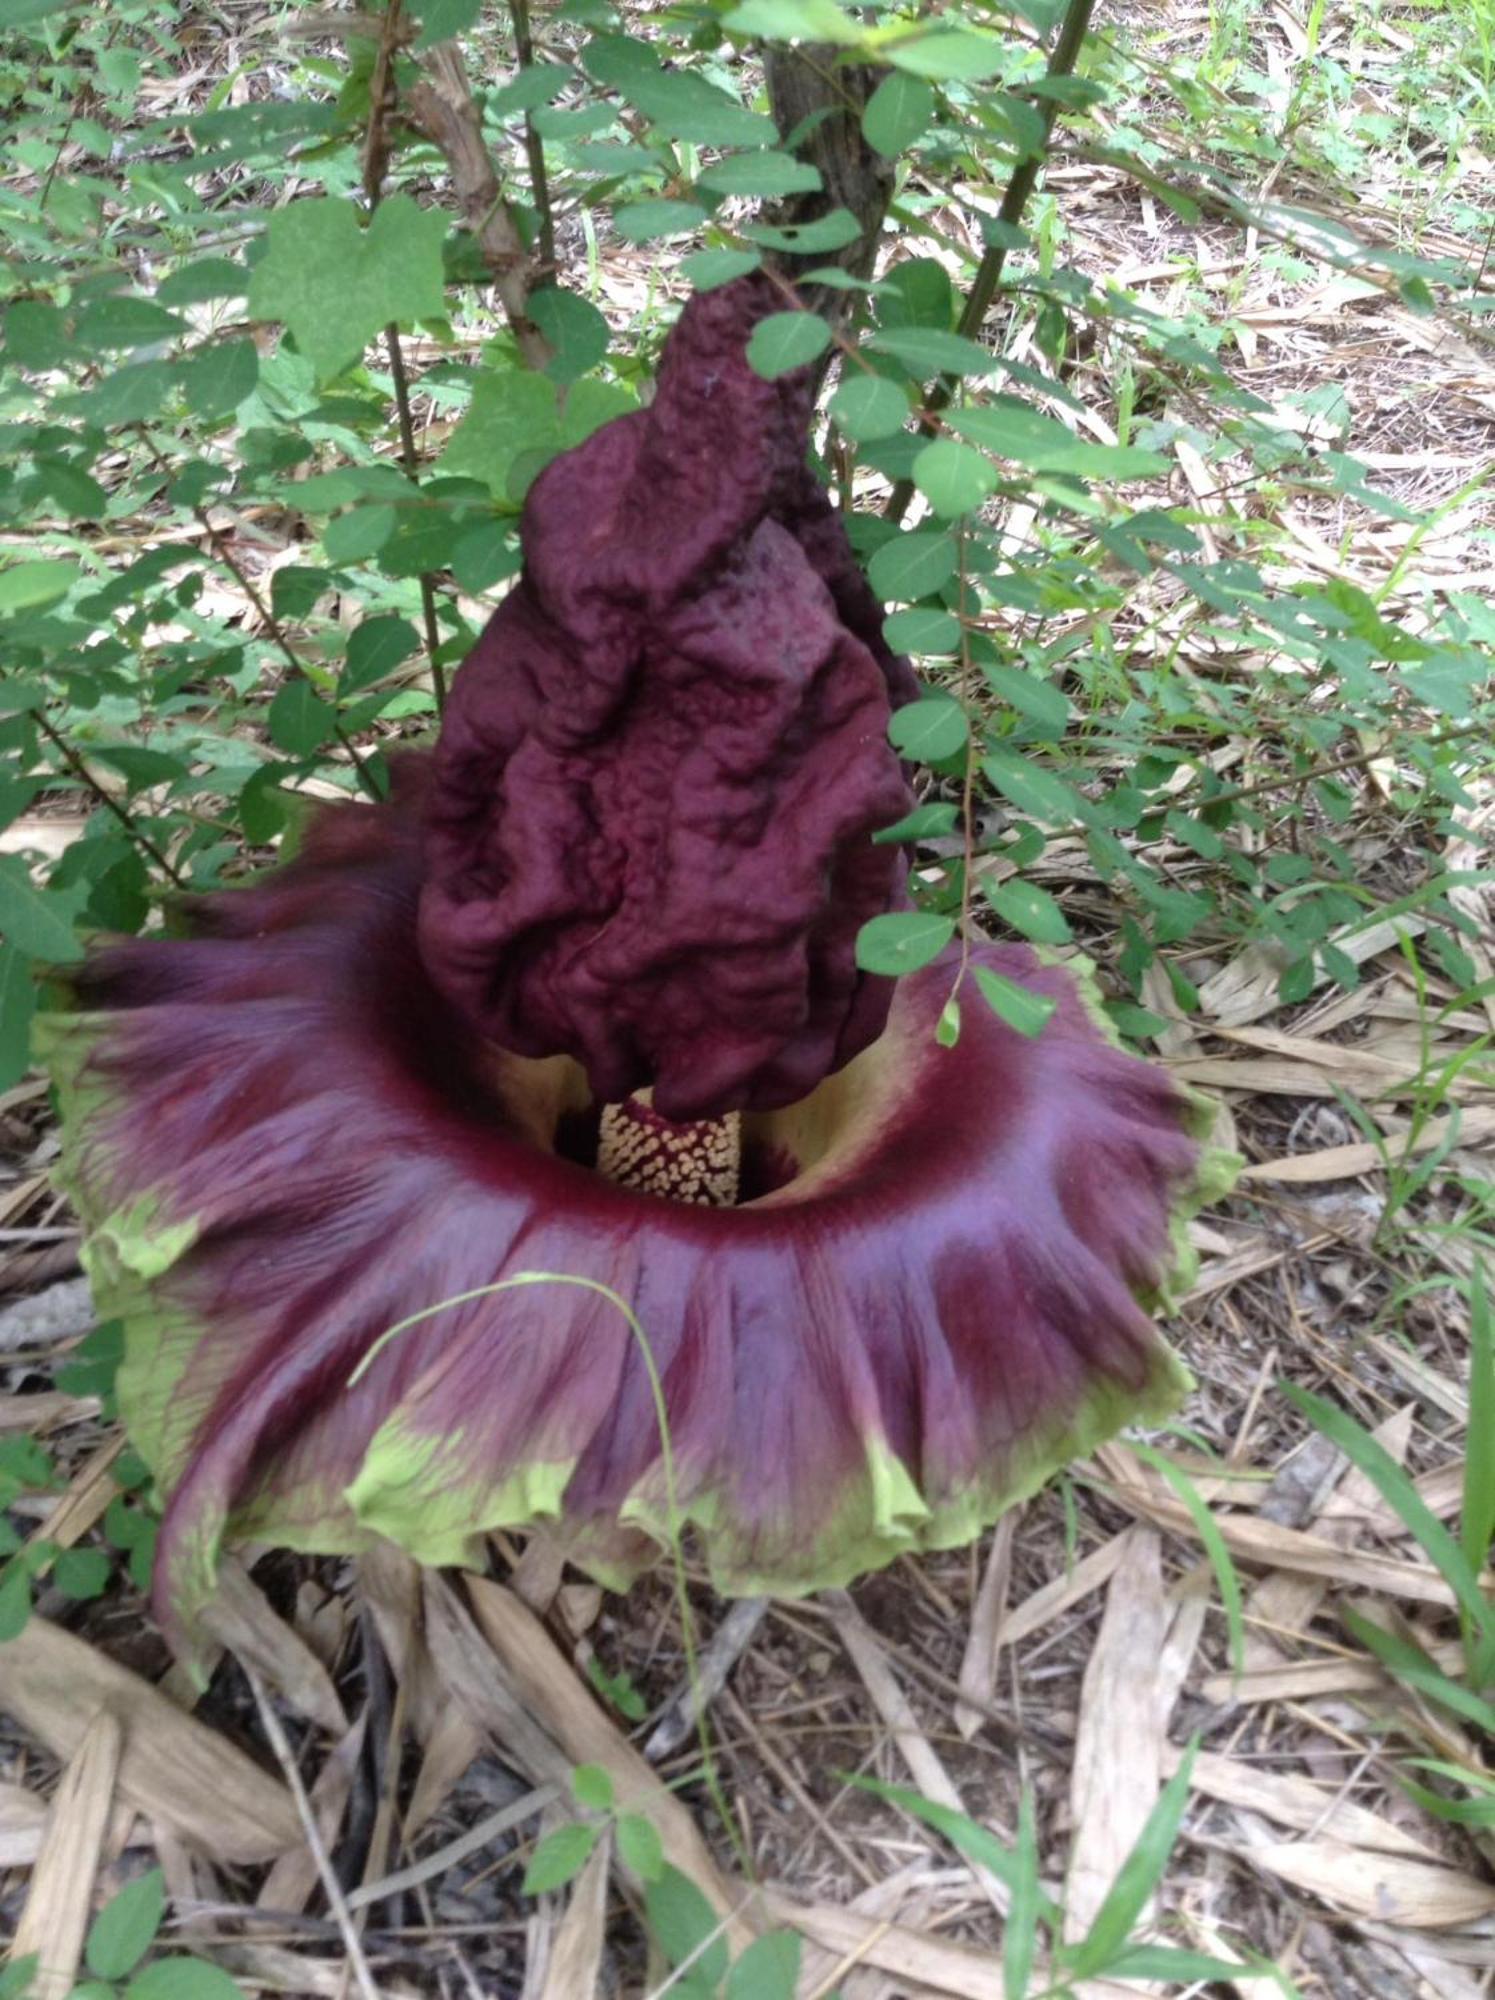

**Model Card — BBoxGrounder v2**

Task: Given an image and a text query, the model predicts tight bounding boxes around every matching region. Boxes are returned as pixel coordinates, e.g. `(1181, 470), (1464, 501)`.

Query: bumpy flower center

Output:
(597, 1097), (741, 1207)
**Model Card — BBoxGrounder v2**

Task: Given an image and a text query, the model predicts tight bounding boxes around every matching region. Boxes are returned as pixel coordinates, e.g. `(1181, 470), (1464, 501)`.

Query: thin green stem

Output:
(886, 0), (1099, 522)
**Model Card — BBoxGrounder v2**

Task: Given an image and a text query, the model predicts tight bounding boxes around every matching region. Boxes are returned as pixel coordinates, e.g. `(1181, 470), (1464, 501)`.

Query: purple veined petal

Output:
(43, 777), (1229, 1667)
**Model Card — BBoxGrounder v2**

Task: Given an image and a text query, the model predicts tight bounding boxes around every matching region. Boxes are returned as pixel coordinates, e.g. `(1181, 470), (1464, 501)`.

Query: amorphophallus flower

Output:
(44, 276), (1228, 1664)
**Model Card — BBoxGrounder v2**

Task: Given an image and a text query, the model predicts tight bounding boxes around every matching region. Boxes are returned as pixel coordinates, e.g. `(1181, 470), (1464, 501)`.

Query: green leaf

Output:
(867, 530), (956, 602)
(0, 943), (36, 1090)
(89, 747), (188, 796)
(616, 68), (777, 148)
(746, 311), (831, 380)
(645, 1865), (729, 1988)
(180, 339), (260, 419)
(267, 682), (337, 758)
(571, 1763), (614, 1811)
(743, 209), (863, 254)
(614, 199), (709, 244)
(77, 362), (175, 427)
(980, 660), (1070, 737)
(616, 1811), (665, 1882)
(0, 1562), (30, 1642)
(523, 1821), (600, 1895)
(973, 967), (1056, 1038)
(0, 856), (86, 964)
(829, 373), (908, 441)
(888, 697), (967, 759)
(682, 248), (763, 291)
(323, 505), (398, 564)
(862, 71), (936, 156)
(697, 152), (824, 197)
(55, 1545), (112, 1600)
(855, 911), (955, 976)
(0, 558), (81, 615)
(413, 0), (483, 48)
(982, 748), (1090, 827)
(86, 1867), (165, 1981)
(881, 257), (955, 331)
(726, 1931), (802, 2000)
(725, 0), (861, 41)
(1108, 1944), (1279, 1982)
(885, 28), (1006, 81)
(0, 0), (78, 23)
(157, 258), (249, 306)
(1467, 1268), (1495, 1672)
(882, 608), (961, 657)
(341, 616), (422, 696)
(247, 194), (449, 383)
(73, 297), (189, 352)
(869, 328), (999, 378)
(125, 1959), (244, 2000)
(947, 401), (1170, 477)
(912, 439), (997, 517)
(1065, 1741), (1199, 1978)
(0, 1957), (39, 2000)
(439, 371), (561, 496)
(36, 457), (108, 519)
(984, 878), (1070, 945)
(529, 288), (610, 385)
(871, 801), (959, 844)
(1004, 1787), (1040, 2000)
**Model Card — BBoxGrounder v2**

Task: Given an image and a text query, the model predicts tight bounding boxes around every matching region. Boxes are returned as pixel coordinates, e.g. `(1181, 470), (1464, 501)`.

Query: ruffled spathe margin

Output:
(42, 780), (1230, 1667)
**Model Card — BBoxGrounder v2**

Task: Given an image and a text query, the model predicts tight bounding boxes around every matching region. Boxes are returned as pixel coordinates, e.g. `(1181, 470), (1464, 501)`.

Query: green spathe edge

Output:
(37, 951), (1239, 1656)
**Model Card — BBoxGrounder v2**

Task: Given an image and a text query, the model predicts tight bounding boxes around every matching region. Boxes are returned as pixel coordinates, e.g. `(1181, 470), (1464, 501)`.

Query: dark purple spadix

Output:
(420, 275), (917, 1119)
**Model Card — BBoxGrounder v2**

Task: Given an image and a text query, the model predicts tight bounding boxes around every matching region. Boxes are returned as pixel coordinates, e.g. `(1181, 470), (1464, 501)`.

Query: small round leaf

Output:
(746, 311), (831, 380)
(912, 438), (997, 516)
(855, 911), (956, 975)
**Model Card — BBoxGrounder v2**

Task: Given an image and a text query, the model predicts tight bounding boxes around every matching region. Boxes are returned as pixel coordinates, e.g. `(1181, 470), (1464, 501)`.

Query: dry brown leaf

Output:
(0, 1393), (99, 1435)
(256, 1714), (367, 1913)
(22, 1436), (122, 1556)
(1234, 1838), (1495, 1927)
(1066, 1526), (1166, 1946)
(1241, 1105), (1495, 1183)
(1198, 916), (1426, 1027)
(827, 1590), (1007, 1915)
(765, 1891), (1139, 2000)
(0, 1616), (299, 1861)
(1200, 1645), (1465, 1707)
(1100, 1458), (1478, 1610)
(405, 1703), (487, 1839)
(0, 1779), (49, 1866)
(537, 1825), (610, 2000)
(202, 1555), (348, 1736)
(998, 1532), (1129, 1650)
(1171, 1746), (1437, 1858)
(954, 1511), (1017, 1740)
(13, 1710), (122, 2000)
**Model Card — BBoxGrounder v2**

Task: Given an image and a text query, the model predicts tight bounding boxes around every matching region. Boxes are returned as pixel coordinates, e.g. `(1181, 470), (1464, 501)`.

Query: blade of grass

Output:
(1283, 1383), (1495, 1655)
(1341, 1607), (1495, 1733)
(1128, 1442), (1245, 1685)
(1058, 1737), (1199, 1980)
(846, 1777), (1062, 1929)
(1465, 1264), (1495, 1686)
(1003, 1786), (1041, 2000)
